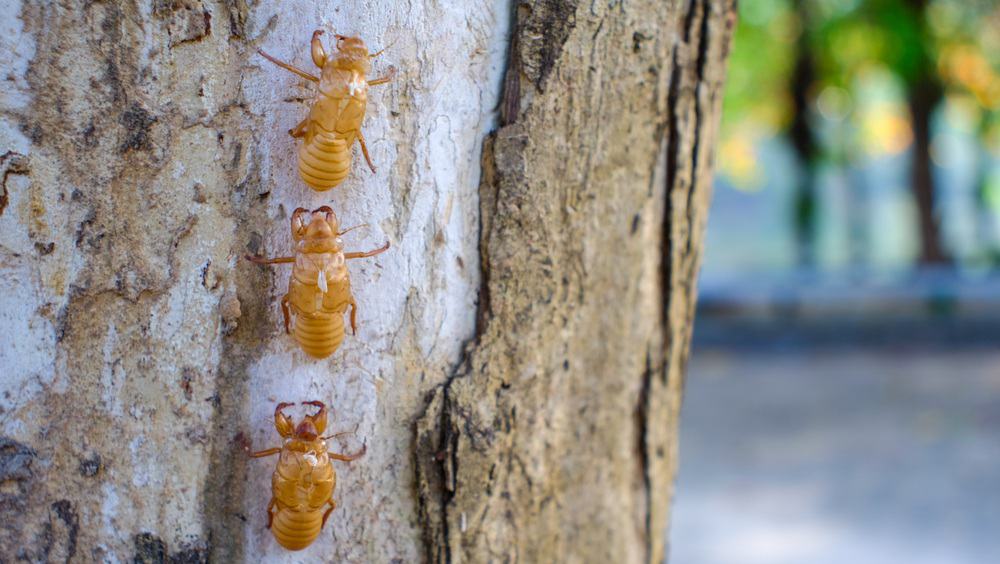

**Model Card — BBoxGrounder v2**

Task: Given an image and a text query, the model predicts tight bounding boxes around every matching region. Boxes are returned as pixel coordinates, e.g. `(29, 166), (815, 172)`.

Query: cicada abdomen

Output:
(270, 445), (335, 550)
(286, 257), (353, 359)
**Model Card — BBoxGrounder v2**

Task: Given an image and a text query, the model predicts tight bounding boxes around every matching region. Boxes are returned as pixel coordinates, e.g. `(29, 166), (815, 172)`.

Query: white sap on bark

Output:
(1, 1), (45, 421)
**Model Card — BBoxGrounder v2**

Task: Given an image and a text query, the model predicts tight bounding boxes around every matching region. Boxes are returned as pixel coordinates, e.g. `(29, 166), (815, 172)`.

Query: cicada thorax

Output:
(299, 67), (369, 191)
(287, 250), (354, 359)
(270, 440), (336, 551)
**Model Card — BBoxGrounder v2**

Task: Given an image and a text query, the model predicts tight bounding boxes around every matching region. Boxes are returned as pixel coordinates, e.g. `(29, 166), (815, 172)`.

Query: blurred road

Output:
(669, 344), (1000, 564)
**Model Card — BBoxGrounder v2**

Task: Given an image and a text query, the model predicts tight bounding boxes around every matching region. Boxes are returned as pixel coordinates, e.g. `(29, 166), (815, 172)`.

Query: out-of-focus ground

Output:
(669, 318), (1000, 564)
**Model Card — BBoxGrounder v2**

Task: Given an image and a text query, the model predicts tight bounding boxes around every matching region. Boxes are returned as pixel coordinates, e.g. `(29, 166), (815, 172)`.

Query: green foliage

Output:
(813, 0), (931, 86)
(720, 0), (798, 134)
(722, 0), (998, 135)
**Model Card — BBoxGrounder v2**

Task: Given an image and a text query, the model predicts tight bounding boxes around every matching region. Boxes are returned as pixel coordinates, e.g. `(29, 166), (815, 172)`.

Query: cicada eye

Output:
(291, 208), (309, 235)
(315, 209), (335, 225)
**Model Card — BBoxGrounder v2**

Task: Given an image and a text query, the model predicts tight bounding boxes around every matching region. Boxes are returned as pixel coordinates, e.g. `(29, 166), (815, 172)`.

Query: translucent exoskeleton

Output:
(247, 206), (389, 359)
(249, 401), (365, 551)
(258, 31), (396, 191)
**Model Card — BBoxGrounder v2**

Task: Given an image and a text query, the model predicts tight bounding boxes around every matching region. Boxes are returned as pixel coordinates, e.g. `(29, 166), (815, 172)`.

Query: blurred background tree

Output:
(709, 0), (999, 280)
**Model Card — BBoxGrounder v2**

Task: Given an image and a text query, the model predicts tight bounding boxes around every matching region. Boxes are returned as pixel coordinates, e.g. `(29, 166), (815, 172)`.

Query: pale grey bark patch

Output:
(1, 0), (509, 561)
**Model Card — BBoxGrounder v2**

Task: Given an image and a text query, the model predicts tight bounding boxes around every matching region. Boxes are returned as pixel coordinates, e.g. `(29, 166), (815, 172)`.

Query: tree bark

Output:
(414, 1), (735, 562)
(0, 1), (734, 562)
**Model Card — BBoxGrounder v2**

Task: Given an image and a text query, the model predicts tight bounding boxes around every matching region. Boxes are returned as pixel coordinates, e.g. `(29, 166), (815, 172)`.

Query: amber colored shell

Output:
(270, 444), (336, 550)
(287, 256), (353, 359)
(259, 32), (395, 191)
(250, 402), (365, 552)
(245, 207), (388, 359)
(298, 71), (367, 190)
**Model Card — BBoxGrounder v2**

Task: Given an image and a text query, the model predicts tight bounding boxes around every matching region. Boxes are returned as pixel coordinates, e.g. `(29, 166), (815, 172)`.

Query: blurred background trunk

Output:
(0, 1), (733, 562)
(905, 0), (948, 265)
(789, 0), (820, 267)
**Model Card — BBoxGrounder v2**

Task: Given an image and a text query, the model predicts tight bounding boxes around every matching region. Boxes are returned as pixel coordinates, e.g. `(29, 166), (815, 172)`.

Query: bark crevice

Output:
(0, 151), (29, 218)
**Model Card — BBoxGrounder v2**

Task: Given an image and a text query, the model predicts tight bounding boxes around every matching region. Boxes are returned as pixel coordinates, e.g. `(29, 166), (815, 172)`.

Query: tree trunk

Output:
(789, 0), (819, 267)
(909, 77), (947, 265)
(905, 0), (948, 265)
(0, 1), (734, 562)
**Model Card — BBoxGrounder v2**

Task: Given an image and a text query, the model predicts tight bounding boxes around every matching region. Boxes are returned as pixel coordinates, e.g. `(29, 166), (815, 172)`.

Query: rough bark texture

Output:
(0, 0), (733, 562)
(414, 1), (736, 562)
(1, 1), (508, 561)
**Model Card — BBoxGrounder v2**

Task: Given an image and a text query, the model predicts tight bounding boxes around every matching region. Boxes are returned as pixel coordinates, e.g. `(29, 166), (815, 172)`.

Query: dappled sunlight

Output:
(939, 45), (1000, 110)
(718, 132), (764, 190)
(859, 102), (912, 156)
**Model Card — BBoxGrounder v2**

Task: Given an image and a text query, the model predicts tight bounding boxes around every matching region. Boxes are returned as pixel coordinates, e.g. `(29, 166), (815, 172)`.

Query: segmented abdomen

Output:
(298, 131), (352, 191)
(271, 507), (323, 551)
(292, 310), (345, 359)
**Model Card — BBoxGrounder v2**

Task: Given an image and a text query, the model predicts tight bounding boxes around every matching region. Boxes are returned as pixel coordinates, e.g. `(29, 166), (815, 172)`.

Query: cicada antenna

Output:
(337, 223), (370, 237)
(321, 422), (360, 440)
(369, 38), (397, 59)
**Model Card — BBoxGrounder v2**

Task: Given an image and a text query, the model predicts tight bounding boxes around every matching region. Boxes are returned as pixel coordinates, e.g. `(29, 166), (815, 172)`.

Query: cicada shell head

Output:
(334, 35), (371, 75)
(290, 208), (311, 242)
(274, 402), (296, 438)
(301, 400), (328, 436)
(295, 207), (343, 255)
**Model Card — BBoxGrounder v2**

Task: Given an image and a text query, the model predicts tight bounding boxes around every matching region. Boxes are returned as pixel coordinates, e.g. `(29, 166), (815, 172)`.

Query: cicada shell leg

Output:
(256, 49), (319, 83)
(289, 118), (307, 139)
(367, 66), (397, 86)
(329, 442), (366, 462)
(357, 130), (377, 173)
(266, 497), (276, 529)
(249, 447), (282, 458)
(246, 255), (295, 265)
(274, 402), (295, 437)
(349, 297), (358, 336)
(301, 400), (328, 434)
(280, 295), (292, 335)
(344, 241), (390, 260)
(310, 29), (327, 68)
(321, 500), (337, 527)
